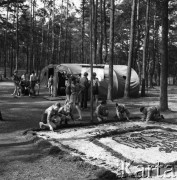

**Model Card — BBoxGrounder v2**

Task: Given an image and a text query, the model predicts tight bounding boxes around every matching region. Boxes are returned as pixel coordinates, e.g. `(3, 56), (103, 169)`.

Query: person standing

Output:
(29, 70), (37, 96)
(65, 74), (71, 102)
(11, 70), (20, 97)
(70, 76), (83, 121)
(92, 72), (100, 106)
(48, 75), (54, 96)
(80, 72), (90, 109)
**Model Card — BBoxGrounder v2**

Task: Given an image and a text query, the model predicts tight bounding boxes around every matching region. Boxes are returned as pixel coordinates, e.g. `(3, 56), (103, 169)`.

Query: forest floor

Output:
(0, 80), (177, 180)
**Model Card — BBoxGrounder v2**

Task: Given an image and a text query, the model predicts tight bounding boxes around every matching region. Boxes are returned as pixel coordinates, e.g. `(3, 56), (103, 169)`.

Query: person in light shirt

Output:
(39, 102), (61, 131)
(29, 70), (37, 96)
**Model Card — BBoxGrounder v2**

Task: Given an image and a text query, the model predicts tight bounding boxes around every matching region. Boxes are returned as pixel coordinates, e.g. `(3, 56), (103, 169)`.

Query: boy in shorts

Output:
(95, 100), (109, 122)
(115, 103), (130, 121)
(58, 101), (74, 125)
(140, 106), (164, 123)
(39, 102), (61, 131)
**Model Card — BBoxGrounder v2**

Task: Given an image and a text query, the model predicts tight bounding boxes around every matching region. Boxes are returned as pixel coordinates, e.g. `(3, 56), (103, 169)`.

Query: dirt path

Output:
(0, 81), (177, 180)
(0, 82), (100, 180)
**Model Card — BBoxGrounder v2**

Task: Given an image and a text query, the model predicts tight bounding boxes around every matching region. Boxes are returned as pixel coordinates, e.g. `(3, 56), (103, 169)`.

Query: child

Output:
(39, 102), (61, 131)
(95, 100), (109, 122)
(115, 103), (130, 121)
(70, 76), (83, 121)
(11, 70), (21, 97)
(48, 75), (54, 96)
(65, 74), (71, 102)
(92, 72), (100, 106)
(140, 106), (164, 123)
(58, 101), (74, 125)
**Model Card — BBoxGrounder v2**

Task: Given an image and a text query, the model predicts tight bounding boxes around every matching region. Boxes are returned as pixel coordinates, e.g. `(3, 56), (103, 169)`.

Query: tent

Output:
(40, 63), (140, 99)
(40, 64), (58, 86)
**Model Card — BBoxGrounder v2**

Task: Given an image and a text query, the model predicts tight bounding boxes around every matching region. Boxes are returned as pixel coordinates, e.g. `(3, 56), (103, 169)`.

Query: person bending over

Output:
(115, 103), (130, 121)
(140, 106), (164, 123)
(58, 101), (74, 125)
(39, 102), (61, 131)
(95, 100), (109, 122)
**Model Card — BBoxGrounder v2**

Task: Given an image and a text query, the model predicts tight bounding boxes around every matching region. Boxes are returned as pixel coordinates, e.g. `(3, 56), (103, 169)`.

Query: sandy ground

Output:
(1, 81), (177, 180)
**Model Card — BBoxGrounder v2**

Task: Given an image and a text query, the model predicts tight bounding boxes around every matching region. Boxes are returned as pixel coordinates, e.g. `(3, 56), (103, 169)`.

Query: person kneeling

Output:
(39, 102), (61, 131)
(58, 101), (74, 125)
(140, 106), (164, 123)
(115, 103), (130, 121)
(95, 100), (109, 122)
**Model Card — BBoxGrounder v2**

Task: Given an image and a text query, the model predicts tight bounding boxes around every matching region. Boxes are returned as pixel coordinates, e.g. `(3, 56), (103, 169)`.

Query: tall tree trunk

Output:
(29, 0), (33, 73)
(51, 0), (55, 64)
(98, 0), (103, 64)
(81, 0), (85, 63)
(93, 0), (98, 64)
(141, 0), (150, 97)
(149, 3), (157, 88)
(124, 0), (137, 98)
(103, 0), (107, 63)
(4, 0), (9, 78)
(15, 0), (19, 70)
(64, 0), (69, 63)
(135, 0), (141, 80)
(32, 0), (36, 70)
(58, 0), (63, 64)
(26, 45), (29, 73)
(40, 2), (44, 68)
(107, 0), (114, 100)
(47, 22), (50, 65)
(160, 0), (168, 111)
(90, 0), (93, 122)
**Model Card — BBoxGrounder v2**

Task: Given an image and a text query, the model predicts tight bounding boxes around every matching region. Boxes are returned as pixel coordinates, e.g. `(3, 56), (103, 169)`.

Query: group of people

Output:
(39, 101), (74, 131)
(39, 72), (165, 131)
(39, 99), (165, 131)
(64, 72), (100, 121)
(95, 101), (164, 123)
(11, 70), (40, 97)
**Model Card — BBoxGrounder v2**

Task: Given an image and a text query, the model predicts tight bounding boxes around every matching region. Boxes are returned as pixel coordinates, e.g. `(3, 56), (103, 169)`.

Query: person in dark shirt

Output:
(92, 72), (100, 106)
(115, 103), (130, 121)
(95, 100), (109, 122)
(140, 106), (165, 123)
(11, 70), (20, 97)
(80, 72), (90, 109)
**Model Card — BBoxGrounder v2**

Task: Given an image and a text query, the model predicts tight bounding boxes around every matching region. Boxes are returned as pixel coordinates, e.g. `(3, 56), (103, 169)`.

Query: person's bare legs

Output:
(75, 105), (82, 120)
(39, 121), (56, 131)
(51, 86), (53, 96)
(12, 84), (18, 96)
(95, 95), (99, 107)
